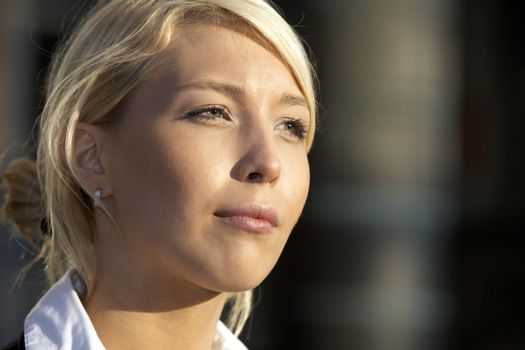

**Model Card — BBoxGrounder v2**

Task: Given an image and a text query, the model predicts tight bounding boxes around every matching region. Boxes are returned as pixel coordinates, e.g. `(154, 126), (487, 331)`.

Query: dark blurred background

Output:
(1, 0), (523, 349)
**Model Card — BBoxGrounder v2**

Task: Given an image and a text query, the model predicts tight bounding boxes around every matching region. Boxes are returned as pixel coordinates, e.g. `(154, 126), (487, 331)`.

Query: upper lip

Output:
(214, 204), (279, 227)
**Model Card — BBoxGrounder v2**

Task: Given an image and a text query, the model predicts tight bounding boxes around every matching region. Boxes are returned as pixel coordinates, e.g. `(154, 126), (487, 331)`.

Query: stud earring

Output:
(94, 189), (102, 208)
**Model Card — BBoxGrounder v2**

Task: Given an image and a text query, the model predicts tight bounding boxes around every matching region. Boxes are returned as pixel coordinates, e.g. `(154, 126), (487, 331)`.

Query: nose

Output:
(231, 133), (281, 184)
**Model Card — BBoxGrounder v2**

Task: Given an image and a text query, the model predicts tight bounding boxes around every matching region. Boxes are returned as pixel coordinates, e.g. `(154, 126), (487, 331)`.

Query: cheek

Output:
(106, 127), (176, 232)
(282, 151), (310, 217)
(107, 123), (227, 238)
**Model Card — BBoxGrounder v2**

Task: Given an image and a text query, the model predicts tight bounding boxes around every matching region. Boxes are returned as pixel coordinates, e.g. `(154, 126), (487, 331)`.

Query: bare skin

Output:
(73, 23), (311, 349)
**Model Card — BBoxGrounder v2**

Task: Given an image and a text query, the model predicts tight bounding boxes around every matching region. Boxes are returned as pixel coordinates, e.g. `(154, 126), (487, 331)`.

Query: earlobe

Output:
(74, 123), (112, 197)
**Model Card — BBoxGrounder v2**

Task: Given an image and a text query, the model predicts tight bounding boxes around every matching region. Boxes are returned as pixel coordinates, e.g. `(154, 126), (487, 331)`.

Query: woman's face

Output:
(100, 24), (311, 293)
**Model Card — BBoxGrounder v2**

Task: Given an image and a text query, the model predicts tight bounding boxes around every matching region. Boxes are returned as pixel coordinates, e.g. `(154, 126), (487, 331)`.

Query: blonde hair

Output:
(1, 0), (317, 336)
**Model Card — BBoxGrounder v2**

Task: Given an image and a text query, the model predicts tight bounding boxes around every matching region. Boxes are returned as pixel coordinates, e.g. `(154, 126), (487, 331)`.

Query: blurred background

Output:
(0, 0), (523, 349)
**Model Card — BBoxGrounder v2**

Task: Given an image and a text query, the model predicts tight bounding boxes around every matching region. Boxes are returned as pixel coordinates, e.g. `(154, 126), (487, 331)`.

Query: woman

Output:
(1, 0), (317, 348)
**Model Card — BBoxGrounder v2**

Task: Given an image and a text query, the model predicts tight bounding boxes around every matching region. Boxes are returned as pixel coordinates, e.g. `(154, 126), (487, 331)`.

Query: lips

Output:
(214, 204), (279, 234)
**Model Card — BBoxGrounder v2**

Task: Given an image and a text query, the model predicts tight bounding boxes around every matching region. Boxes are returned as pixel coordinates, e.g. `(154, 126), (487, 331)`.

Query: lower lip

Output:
(216, 215), (274, 234)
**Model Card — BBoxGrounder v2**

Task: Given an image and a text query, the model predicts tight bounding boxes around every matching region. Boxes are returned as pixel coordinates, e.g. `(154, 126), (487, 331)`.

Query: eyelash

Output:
(183, 105), (307, 141)
(183, 104), (233, 121)
(279, 118), (308, 141)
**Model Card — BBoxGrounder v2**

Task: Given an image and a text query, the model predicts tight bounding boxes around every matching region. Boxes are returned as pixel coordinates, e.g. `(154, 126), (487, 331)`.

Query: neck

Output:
(85, 256), (229, 350)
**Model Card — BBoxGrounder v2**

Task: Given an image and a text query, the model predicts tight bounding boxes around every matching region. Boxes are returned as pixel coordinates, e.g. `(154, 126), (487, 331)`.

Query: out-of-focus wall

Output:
(0, 2), (12, 147)
(450, 0), (525, 348)
(322, 2), (459, 349)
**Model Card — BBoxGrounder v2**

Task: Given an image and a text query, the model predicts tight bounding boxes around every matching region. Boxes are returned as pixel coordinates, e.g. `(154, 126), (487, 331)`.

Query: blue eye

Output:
(184, 105), (233, 121)
(278, 118), (307, 141)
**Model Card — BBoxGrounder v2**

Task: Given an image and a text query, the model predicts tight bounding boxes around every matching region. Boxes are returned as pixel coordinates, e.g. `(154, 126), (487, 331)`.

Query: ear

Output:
(73, 122), (112, 199)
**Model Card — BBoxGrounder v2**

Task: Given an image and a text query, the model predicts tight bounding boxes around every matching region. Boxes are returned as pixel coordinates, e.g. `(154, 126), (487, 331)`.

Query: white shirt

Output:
(24, 271), (248, 350)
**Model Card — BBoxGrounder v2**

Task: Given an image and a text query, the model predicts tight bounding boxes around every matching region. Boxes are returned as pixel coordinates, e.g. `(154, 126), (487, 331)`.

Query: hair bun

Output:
(1, 157), (44, 248)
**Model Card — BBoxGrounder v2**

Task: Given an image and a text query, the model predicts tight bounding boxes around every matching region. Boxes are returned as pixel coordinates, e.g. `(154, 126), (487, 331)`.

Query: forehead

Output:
(151, 23), (304, 97)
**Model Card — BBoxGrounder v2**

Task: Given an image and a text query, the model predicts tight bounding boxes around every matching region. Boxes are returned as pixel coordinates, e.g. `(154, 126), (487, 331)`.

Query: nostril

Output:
(247, 172), (263, 181)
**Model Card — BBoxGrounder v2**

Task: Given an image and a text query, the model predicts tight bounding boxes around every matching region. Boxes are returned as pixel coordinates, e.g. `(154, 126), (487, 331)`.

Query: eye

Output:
(183, 104), (233, 121)
(276, 118), (308, 141)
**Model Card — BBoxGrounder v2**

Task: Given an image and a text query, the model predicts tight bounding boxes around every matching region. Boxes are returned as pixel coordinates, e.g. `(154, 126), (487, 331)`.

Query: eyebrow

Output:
(173, 80), (308, 109)
(279, 93), (308, 108)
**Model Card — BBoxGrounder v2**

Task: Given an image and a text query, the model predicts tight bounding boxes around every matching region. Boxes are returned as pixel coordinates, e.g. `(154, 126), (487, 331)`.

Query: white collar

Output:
(24, 271), (248, 350)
